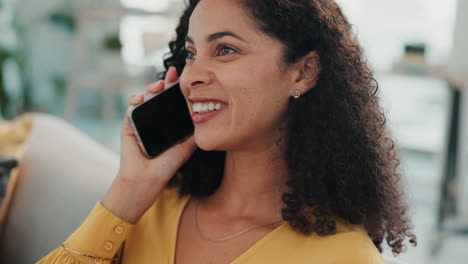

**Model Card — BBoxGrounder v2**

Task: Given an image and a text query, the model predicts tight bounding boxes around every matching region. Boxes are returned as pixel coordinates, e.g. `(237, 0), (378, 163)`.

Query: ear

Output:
(289, 51), (321, 97)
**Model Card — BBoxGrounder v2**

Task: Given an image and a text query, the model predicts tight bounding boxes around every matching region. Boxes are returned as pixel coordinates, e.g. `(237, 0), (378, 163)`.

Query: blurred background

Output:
(1, 0), (468, 263)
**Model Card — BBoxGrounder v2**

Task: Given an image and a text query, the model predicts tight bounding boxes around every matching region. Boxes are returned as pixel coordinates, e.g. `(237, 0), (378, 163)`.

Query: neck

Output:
(201, 139), (291, 224)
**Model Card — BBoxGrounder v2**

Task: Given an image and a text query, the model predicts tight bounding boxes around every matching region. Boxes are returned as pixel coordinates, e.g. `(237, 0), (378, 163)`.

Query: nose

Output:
(180, 59), (214, 91)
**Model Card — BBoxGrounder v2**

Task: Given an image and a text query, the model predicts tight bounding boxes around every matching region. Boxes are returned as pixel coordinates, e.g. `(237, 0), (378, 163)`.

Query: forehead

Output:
(188, 0), (263, 44)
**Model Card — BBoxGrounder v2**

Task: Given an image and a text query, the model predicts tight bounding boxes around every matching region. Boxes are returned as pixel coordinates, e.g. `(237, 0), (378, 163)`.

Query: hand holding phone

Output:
(101, 67), (198, 224)
(127, 79), (194, 158)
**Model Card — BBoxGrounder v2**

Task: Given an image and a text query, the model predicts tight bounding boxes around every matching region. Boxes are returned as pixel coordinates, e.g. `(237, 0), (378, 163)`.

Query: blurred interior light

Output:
(120, 15), (175, 65)
(120, 0), (171, 12)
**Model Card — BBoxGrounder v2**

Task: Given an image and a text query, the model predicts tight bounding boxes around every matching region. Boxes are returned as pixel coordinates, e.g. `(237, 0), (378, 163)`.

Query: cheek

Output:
(231, 84), (288, 133)
(225, 71), (288, 126)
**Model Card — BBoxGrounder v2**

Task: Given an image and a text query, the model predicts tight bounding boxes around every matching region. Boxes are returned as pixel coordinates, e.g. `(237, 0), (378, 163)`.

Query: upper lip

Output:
(188, 96), (228, 104)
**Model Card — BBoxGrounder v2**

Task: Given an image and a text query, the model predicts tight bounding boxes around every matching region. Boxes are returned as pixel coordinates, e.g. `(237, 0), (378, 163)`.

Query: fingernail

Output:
(157, 81), (164, 88)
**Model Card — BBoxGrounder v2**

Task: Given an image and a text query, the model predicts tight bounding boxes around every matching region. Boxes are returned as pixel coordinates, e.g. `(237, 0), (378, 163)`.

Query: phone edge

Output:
(125, 79), (181, 159)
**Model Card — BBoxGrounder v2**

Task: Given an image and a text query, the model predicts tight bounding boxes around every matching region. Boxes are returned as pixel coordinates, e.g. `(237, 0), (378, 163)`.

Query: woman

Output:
(39, 0), (417, 263)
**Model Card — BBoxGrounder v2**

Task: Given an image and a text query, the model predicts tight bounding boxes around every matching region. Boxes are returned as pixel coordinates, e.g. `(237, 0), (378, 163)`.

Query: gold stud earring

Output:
(292, 90), (301, 99)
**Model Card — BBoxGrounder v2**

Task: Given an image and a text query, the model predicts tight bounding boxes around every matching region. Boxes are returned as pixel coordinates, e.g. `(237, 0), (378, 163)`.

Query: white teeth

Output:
(192, 102), (226, 113)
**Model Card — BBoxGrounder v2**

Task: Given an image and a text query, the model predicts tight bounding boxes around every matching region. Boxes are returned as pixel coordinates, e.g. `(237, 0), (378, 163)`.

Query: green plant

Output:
(0, 48), (13, 117)
(48, 7), (76, 33)
(103, 34), (122, 51)
(0, 31), (32, 119)
(52, 74), (67, 96)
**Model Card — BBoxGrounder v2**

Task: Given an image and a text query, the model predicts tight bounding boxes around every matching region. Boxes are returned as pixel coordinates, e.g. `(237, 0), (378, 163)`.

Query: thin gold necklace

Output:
(194, 202), (284, 242)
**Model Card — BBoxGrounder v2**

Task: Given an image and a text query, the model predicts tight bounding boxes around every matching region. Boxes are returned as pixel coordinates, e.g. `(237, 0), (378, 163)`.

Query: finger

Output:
(171, 135), (198, 163)
(165, 66), (178, 84)
(153, 135), (197, 176)
(179, 135), (198, 155)
(121, 117), (135, 136)
(144, 81), (164, 97)
(127, 95), (137, 106)
(127, 94), (144, 106)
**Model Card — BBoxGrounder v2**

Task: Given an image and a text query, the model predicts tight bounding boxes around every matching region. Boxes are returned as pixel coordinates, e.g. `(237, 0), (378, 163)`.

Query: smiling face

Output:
(180, 0), (295, 152)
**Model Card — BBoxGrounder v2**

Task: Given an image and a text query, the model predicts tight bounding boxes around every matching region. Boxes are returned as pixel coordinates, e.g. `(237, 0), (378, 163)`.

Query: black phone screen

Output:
(131, 83), (194, 158)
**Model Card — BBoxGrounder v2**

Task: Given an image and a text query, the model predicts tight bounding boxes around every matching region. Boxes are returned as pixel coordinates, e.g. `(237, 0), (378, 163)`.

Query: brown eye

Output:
(217, 44), (237, 56)
(184, 47), (196, 60)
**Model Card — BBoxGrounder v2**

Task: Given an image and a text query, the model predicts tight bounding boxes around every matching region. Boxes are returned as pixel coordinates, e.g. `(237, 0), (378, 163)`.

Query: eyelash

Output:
(184, 44), (237, 60)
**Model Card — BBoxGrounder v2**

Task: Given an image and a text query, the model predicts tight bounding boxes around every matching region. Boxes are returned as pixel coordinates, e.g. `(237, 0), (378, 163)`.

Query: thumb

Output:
(150, 135), (197, 175)
(121, 117), (147, 159)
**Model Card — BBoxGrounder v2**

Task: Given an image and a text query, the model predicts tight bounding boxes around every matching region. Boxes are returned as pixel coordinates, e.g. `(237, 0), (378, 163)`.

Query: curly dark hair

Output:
(159, 0), (417, 255)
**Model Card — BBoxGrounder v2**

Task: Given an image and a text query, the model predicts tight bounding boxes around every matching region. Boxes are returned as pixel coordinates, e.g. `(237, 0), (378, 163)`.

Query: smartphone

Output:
(126, 79), (194, 158)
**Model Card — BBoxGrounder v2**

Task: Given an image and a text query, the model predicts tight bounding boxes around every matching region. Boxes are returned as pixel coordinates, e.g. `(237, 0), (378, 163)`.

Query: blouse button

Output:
(94, 259), (103, 264)
(114, 226), (124, 234)
(104, 241), (113, 251)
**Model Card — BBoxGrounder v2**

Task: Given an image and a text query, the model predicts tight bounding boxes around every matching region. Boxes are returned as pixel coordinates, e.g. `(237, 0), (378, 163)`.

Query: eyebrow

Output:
(185, 31), (248, 44)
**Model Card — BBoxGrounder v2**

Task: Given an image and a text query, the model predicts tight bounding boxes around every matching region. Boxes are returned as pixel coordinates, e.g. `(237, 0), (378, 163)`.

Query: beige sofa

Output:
(0, 113), (119, 263)
(0, 113), (405, 264)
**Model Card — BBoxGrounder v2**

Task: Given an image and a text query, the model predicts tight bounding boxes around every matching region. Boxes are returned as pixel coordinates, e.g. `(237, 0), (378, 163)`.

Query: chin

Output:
(193, 128), (228, 151)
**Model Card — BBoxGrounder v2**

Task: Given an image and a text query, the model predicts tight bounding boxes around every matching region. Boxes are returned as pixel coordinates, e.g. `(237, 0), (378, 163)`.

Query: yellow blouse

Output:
(37, 186), (384, 264)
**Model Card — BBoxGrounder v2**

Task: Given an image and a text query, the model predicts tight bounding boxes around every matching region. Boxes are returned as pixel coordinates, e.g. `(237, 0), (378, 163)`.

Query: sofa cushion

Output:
(0, 113), (119, 264)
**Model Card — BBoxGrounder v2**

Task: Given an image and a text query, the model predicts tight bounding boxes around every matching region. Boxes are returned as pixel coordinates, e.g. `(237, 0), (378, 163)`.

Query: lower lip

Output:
(191, 107), (226, 124)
